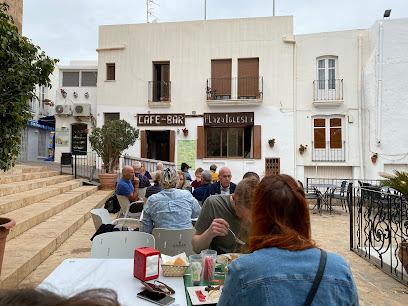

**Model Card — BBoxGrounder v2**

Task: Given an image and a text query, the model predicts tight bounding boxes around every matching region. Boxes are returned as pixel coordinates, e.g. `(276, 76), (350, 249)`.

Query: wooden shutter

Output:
(314, 119), (326, 149)
(211, 60), (231, 96)
(253, 125), (261, 159)
(330, 118), (342, 149)
(238, 58), (259, 97)
(140, 130), (146, 158)
(196, 126), (204, 159)
(169, 130), (175, 162)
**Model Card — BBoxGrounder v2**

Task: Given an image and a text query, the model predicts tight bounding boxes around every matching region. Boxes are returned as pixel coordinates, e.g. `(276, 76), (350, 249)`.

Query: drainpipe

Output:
(358, 34), (364, 179)
(376, 22), (383, 146)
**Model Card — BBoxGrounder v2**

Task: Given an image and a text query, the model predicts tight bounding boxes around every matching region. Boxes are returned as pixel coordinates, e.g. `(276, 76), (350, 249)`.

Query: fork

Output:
(228, 228), (246, 245)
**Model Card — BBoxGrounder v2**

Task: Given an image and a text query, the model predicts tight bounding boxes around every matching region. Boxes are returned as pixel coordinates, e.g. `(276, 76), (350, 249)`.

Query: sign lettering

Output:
(137, 113), (185, 126)
(204, 112), (254, 127)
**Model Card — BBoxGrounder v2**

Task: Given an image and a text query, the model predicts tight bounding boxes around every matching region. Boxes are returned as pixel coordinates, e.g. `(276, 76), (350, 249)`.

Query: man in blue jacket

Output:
(193, 170), (212, 203)
(202, 167), (236, 204)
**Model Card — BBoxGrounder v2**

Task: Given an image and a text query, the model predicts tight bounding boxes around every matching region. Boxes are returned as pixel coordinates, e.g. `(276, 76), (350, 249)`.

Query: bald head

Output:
(156, 162), (164, 170)
(122, 165), (134, 181)
(219, 167), (232, 189)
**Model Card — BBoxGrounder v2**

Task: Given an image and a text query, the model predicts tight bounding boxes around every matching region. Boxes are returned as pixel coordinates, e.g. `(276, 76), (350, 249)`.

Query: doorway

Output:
(146, 130), (170, 162)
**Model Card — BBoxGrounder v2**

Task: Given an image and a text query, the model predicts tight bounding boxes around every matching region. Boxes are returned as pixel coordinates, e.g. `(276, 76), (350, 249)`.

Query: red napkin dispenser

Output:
(134, 247), (160, 281)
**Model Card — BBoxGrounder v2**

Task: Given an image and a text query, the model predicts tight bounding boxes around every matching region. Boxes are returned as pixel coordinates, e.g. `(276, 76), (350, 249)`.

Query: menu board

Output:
(72, 124), (88, 155)
(177, 140), (196, 170)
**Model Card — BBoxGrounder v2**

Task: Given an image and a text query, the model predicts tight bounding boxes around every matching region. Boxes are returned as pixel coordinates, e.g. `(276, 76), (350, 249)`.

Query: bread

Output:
(173, 257), (186, 265)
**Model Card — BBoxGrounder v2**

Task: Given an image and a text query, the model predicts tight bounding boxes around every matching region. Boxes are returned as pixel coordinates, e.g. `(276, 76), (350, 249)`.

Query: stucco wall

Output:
(4, 0), (23, 33)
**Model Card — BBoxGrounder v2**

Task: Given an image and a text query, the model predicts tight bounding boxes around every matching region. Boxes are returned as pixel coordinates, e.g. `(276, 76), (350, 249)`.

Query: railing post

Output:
(349, 183), (353, 250)
(74, 153), (77, 179)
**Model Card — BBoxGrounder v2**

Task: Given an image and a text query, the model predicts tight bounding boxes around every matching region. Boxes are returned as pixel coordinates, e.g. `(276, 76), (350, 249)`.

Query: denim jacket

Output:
(218, 247), (359, 306)
(140, 188), (201, 234)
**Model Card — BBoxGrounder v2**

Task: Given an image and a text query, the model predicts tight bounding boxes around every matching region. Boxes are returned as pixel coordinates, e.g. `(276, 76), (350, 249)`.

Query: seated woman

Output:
(218, 174), (358, 306)
(146, 170), (163, 198)
(191, 167), (204, 190)
(140, 168), (201, 234)
(140, 163), (153, 182)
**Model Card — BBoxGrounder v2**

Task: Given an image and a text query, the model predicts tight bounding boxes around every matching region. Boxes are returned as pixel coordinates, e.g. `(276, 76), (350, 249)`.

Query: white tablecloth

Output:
(39, 258), (187, 306)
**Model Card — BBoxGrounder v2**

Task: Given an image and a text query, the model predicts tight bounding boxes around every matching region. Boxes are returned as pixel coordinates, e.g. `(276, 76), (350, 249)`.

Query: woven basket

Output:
(161, 264), (189, 277)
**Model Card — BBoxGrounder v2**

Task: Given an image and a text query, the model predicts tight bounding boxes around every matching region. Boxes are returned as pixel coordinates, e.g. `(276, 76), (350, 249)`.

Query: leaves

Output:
(379, 170), (408, 197)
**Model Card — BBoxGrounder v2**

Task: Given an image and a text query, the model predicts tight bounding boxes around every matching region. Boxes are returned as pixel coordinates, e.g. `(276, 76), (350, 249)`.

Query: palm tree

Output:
(379, 170), (408, 197)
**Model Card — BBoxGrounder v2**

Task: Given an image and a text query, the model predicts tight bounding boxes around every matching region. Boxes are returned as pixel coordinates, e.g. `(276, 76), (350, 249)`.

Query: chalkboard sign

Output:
(72, 123), (88, 155)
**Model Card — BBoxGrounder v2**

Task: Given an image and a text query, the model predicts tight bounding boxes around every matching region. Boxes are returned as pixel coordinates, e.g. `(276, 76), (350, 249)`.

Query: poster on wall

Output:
(177, 140), (196, 170)
(55, 128), (69, 147)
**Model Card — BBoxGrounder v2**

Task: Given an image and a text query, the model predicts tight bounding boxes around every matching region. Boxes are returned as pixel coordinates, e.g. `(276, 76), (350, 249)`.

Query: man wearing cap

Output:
(181, 162), (192, 181)
(210, 164), (219, 182)
(202, 167), (236, 204)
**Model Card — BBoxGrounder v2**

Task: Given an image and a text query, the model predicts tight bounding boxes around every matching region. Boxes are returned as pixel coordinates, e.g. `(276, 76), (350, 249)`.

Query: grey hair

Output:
(156, 162), (164, 170)
(160, 168), (178, 189)
(132, 161), (141, 170)
(201, 170), (213, 183)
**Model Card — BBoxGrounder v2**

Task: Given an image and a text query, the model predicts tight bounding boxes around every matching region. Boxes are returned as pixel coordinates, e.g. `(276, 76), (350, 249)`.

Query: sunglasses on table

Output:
(141, 280), (175, 295)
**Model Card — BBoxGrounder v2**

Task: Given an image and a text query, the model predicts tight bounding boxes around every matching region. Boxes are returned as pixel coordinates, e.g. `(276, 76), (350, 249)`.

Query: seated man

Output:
(115, 165), (142, 212)
(132, 161), (151, 188)
(192, 170), (212, 202)
(140, 168), (201, 234)
(202, 167), (236, 204)
(192, 177), (259, 254)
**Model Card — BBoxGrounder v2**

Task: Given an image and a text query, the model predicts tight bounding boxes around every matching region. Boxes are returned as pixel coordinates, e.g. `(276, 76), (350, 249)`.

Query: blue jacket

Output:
(202, 181), (236, 204)
(217, 247), (359, 306)
(192, 183), (210, 202)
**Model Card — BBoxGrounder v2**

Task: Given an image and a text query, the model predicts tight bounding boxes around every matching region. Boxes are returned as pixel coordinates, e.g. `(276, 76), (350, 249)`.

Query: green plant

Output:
(379, 170), (408, 197)
(372, 152), (378, 158)
(89, 120), (139, 173)
(182, 128), (188, 133)
(0, 3), (58, 172)
(299, 144), (308, 151)
(268, 138), (275, 144)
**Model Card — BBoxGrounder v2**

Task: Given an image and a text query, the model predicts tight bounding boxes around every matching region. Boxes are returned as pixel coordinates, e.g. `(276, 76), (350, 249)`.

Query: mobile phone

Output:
(137, 289), (175, 306)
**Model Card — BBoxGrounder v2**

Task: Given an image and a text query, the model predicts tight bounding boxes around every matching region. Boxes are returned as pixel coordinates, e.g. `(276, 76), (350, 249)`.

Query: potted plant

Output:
(268, 138), (275, 148)
(371, 153), (378, 163)
(0, 217), (16, 276)
(43, 98), (51, 105)
(73, 92), (78, 99)
(299, 144), (308, 155)
(182, 128), (188, 136)
(60, 88), (67, 98)
(256, 91), (263, 99)
(89, 120), (139, 190)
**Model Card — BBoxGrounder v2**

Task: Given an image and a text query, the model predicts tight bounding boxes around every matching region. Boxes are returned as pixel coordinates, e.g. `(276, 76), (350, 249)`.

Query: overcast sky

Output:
(22, 0), (408, 65)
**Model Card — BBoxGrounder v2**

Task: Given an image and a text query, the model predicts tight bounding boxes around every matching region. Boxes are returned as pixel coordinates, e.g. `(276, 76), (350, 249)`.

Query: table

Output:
(39, 258), (187, 306)
(312, 183), (339, 213)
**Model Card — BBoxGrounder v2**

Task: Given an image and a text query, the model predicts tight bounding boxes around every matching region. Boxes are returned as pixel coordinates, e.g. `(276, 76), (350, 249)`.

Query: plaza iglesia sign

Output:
(137, 113), (185, 126)
(204, 112), (254, 127)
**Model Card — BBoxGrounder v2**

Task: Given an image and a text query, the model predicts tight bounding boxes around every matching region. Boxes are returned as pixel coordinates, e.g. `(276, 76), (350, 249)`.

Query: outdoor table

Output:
(312, 183), (339, 213)
(38, 258), (188, 306)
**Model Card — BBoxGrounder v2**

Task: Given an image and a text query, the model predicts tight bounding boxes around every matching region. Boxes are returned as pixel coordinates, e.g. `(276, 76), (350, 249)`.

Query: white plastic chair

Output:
(90, 231), (155, 258)
(90, 208), (137, 230)
(116, 195), (144, 219)
(152, 228), (196, 256)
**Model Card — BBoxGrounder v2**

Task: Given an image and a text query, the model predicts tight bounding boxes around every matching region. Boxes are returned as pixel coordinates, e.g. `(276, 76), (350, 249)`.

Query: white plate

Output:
(216, 253), (243, 264)
(186, 286), (222, 305)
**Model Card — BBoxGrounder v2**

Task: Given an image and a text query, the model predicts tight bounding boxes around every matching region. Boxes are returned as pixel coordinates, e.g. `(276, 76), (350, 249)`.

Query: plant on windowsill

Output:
(256, 91), (263, 99)
(43, 98), (51, 105)
(299, 144), (308, 155)
(268, 138), (275, 148)
(371, 153), (378, 163)
(60, 89), (67, 98)
(182, 128), (188, 136)
(73, 92), (78, 99)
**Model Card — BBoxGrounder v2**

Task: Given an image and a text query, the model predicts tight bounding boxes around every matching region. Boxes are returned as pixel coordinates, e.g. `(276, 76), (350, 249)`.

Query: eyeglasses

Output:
(220, 175), (232, 179)
(141, 280), (175, 295)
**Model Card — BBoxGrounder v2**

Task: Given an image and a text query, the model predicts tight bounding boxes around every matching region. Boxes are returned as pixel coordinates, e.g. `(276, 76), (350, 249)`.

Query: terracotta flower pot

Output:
(0, 217), (16, 276)
(269, 143), (274, 148)
(371, 157), (377, 163)
(183, 131), (188, 137)
(398, 242), (408, 274)
(98, 173), (118, 190)
(299, 149), (304, 155)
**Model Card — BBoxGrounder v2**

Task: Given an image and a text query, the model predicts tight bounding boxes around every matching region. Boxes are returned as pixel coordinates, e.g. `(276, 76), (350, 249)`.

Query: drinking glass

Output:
(189, 254), (204, 286)
(201, 249), (217, 282)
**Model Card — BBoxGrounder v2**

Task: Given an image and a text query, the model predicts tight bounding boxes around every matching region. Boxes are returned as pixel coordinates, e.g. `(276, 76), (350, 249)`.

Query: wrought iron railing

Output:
(350, 186), (408, 285)
(313, 79), (343, 101)
(305, 178), (383, 190)
(312, 141), (345, 162)
(148, 81), (171, 102)
(206, 76), (263, 100)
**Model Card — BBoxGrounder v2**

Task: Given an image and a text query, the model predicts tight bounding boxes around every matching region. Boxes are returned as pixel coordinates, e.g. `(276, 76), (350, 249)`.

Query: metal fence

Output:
(350, 186), (408, 285)
(206, 77), (263, 100)
(311, 141), (345, 162)
(313, 79), (343, 101)
(306, 178), (382, 190)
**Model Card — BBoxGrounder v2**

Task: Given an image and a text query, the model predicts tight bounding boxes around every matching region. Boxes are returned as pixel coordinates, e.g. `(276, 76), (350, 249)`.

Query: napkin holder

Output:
(134, 247), (160, 281)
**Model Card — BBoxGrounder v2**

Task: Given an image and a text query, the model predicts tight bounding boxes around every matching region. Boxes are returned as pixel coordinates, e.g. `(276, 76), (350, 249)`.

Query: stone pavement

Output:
(310, 205), (408, 305)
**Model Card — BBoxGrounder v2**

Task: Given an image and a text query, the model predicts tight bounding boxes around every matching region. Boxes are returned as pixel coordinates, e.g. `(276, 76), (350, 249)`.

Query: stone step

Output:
(1, 165), (50, 175)
(4, 185), (99, 241)
(0, 170), (60, 184)
(0, 190), (113, 289)
(0, 175), (74, 197)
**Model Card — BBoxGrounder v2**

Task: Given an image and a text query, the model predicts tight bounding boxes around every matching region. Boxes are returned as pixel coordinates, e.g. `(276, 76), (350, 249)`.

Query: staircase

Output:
(0, 164), (114, 288)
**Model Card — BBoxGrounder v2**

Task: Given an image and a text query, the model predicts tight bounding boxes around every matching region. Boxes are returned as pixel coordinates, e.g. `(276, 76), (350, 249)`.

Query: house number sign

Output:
(204, 112), (254, 127)
(137, 113), (185, 126)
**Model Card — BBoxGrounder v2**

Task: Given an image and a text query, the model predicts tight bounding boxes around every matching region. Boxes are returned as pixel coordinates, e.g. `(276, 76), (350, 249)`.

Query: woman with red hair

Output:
(218, 174), (358, 306)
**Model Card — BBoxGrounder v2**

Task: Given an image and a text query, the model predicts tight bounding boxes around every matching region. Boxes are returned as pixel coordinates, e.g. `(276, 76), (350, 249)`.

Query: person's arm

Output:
(127, 177), (139, 202)
(202, 184), (211, 204)
(217, 261), (240, 306)
(191, 198), (201, 218)
(192, 218), (229, 254)
(140, 201), (153, 233)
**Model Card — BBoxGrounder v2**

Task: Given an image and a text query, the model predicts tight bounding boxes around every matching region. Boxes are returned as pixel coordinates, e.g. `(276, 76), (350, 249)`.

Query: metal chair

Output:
(90, 231), (155, 258)
(90, 208), (137, 230)
(329, 181), (348, 212)
(116, 194), (144, 219)
(60, 152), (73, 175)
(152, 228), (196, 256)
(298, 180), (322, 213)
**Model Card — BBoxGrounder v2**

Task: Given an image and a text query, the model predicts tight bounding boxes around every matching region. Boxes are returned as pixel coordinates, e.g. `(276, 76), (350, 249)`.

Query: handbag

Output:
(304, 249), (327, 306)
(104, 194), (120, 213)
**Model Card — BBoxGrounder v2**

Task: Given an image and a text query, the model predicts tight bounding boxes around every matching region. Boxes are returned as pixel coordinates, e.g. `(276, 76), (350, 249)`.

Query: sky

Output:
(22, 0), (408, 65)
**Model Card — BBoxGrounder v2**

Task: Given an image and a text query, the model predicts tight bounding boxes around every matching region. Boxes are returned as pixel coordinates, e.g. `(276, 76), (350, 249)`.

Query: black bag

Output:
(104, 194), (120, 213)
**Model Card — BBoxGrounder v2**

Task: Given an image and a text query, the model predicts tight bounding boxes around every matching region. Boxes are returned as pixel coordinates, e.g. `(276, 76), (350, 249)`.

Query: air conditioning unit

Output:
(55, 104), (72, 115)
(73, 103), (91, 116)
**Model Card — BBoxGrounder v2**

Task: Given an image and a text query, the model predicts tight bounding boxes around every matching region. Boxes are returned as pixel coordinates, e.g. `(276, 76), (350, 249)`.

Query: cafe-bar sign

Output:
(137, 113), (185, 126)
(204, 112), (254, 127)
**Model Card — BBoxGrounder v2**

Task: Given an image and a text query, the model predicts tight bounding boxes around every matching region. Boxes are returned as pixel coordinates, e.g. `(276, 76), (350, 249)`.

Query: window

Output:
(62, 72), (80, 87)
(205, 127), (252, 158)
(211, 59), (232, 99)
(81, 71), (97, 86)
(153, 62), (170, 101)
(313, 117), (343, 149)
(107, 63), (115, 80)
(37, 130), (47, 158)
(104, 113), (120, 122)
(315, 57), (340, 100)
(238, 58), (259, 99)
(265, 158), (280, 176)
(38, 85), (45, 112)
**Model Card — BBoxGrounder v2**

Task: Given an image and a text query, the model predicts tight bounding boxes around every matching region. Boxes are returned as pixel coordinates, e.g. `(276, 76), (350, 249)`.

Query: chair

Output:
(138, 187), (147, 199)
(90, 208), (138, 231)
(116, 194), (144, 219)
(329, 181), (348, 212)
(90, 231), (155, 258)
(298, 180), (322, 213)
(60, 152), (73, 175)
(152, 228), (196, 256)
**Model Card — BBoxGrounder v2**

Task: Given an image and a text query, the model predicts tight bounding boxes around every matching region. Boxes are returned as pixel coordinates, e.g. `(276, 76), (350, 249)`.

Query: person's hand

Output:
(133, 176), (140, 187)
(207, 218), (229, 239)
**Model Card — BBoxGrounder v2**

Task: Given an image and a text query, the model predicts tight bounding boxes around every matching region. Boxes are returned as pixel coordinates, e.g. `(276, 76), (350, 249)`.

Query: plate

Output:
(216, 253), (243, 264)
(187, 286), (223, 305)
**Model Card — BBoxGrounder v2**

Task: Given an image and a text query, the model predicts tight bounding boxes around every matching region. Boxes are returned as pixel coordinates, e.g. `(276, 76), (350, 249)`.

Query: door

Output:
(153, 63), (170, 101)
(146, 130), (171, 162)
(317, 58), (336, 100)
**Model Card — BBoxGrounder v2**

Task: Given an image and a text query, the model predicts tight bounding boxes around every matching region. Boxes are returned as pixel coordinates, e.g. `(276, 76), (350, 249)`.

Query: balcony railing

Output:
(206, 76), (263, 100)
(313, 79), (343, 101)
(312, 141), (345, 162)
(148, 81), (171, 102)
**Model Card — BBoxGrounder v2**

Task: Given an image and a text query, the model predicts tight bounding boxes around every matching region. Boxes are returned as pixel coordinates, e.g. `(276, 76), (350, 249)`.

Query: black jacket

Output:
(202, 181), (236, 204)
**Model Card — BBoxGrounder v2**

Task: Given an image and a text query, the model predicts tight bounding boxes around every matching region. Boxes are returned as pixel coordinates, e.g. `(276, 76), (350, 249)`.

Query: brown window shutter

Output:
(169, 130), (175, 162)
(253, 125), (261, 159)
(196, 126), (204, 159)
(211, 59), (232, 96)
(330, 118), (342, 149)
(140, 130), (146, 158)
(238, 58), (259, 97)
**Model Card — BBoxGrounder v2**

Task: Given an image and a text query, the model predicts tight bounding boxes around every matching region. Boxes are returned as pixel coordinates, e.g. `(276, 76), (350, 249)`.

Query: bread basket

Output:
(161, 262), (189, 277)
